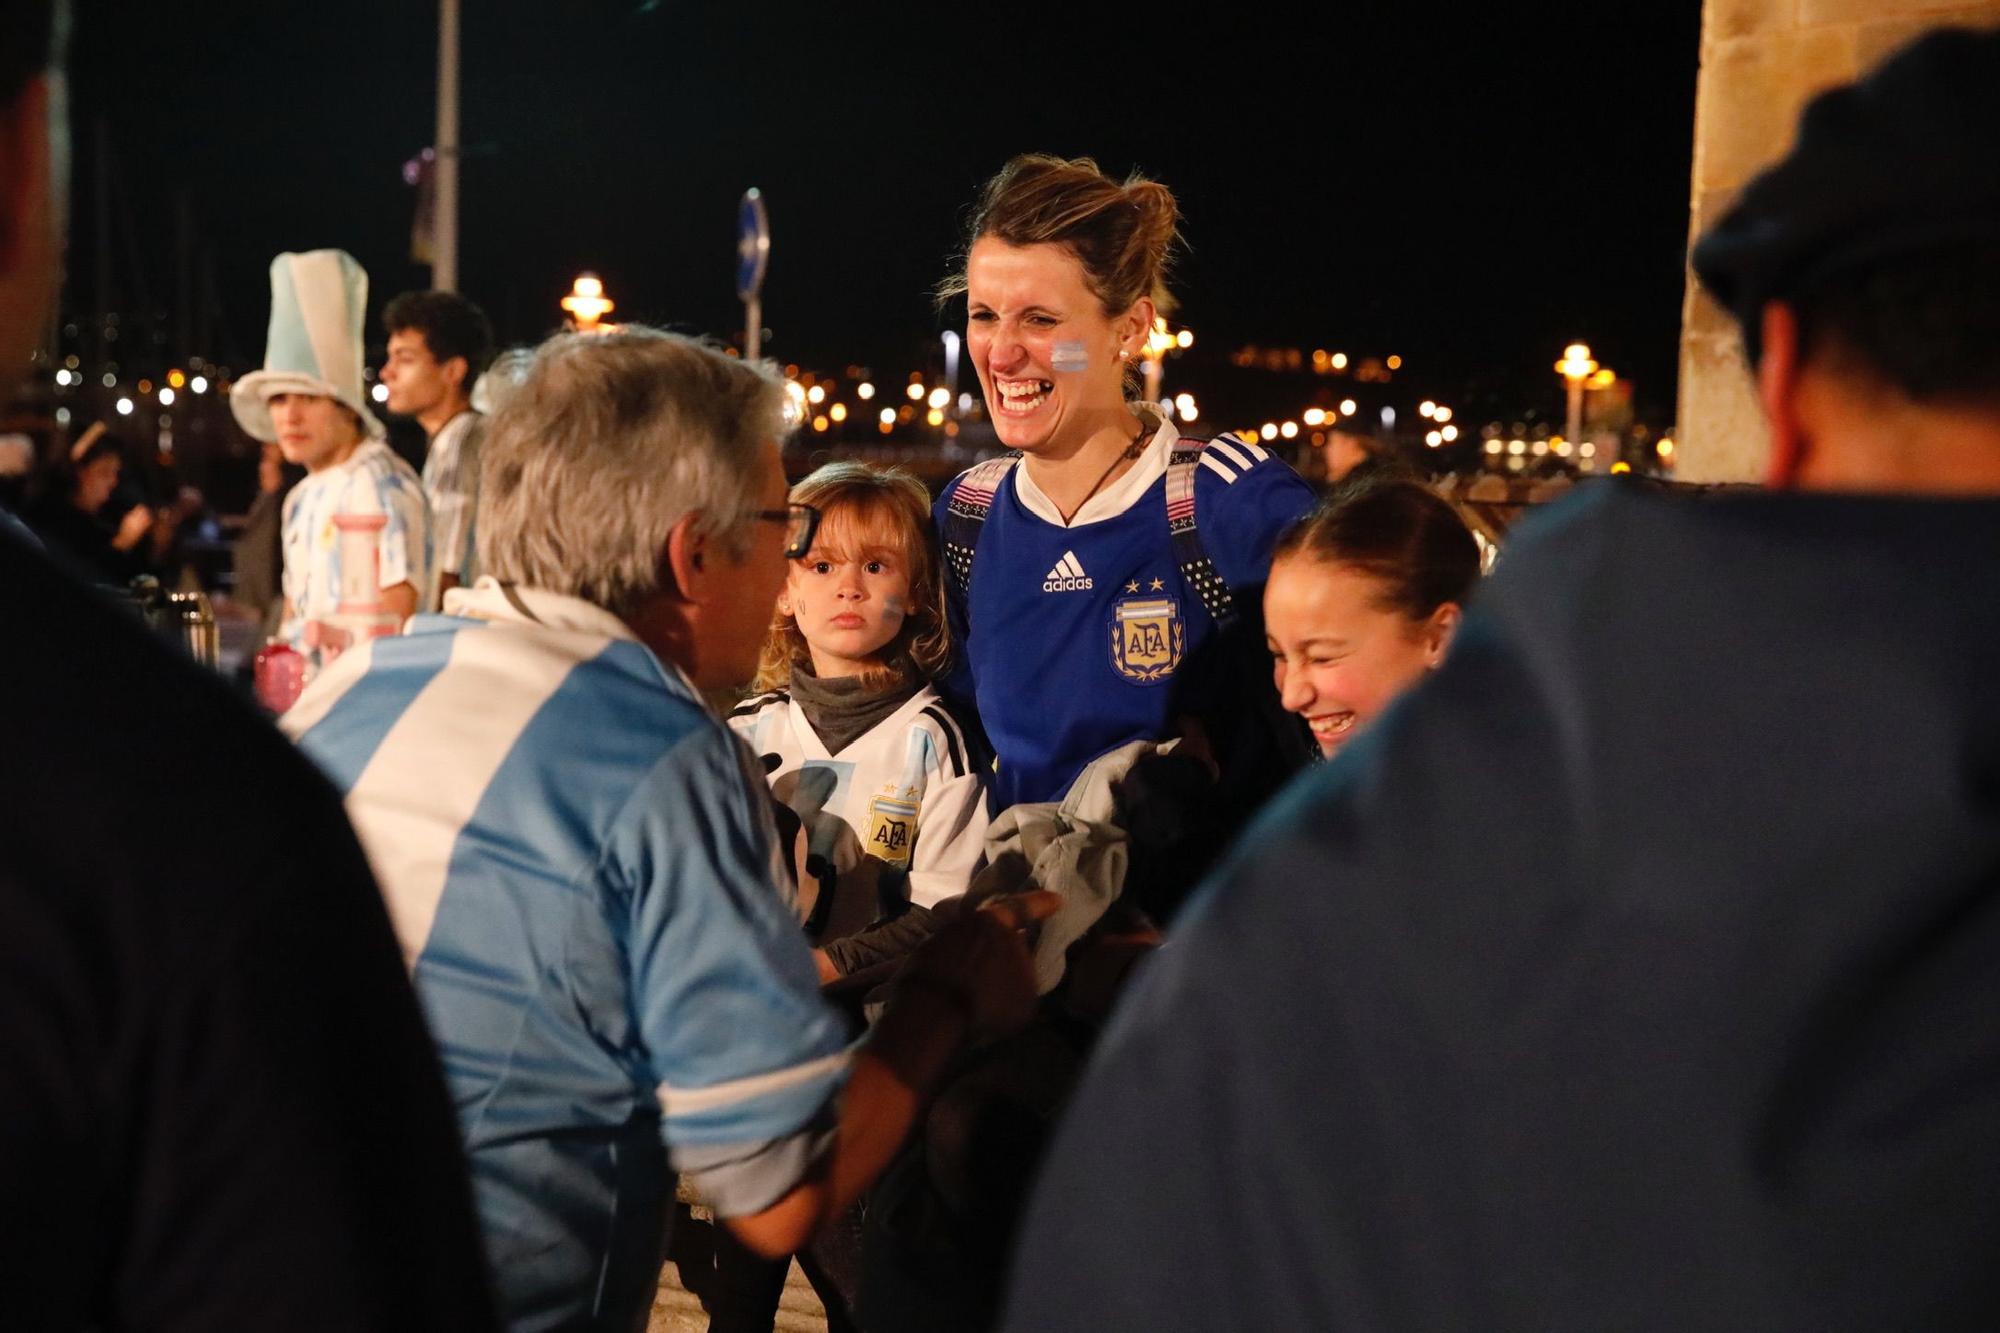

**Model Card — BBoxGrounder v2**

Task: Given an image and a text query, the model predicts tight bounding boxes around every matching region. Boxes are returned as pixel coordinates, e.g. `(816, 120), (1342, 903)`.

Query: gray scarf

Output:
(789, 654), (921, 756)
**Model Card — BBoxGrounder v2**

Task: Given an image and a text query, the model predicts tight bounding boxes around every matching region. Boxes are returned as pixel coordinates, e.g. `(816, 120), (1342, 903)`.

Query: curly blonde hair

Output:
(753, 462), (951, 692)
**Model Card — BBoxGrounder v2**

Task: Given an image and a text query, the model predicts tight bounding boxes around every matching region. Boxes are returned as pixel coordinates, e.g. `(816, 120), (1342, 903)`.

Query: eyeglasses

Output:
(754, 502), (820, 559)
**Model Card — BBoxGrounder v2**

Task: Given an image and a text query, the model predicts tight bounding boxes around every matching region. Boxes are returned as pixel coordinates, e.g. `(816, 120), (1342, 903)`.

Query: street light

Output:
(1140, 316), (1190, 403)
(562, 273), (615, 332)
(941, 329), (961, 399)
(1555, 341), (1597, 445)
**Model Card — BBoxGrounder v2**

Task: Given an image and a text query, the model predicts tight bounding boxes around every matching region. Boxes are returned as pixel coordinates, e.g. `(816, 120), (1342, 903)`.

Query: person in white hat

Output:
(233, 249), (430, 667)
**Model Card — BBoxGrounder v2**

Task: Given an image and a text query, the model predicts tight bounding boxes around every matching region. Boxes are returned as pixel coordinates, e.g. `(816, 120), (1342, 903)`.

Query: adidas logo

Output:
(1043, 551), (1094, 593)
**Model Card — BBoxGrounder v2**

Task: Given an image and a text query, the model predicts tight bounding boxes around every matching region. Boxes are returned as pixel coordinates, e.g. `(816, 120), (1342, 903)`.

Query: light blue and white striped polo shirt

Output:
(284, 579), (850, 1331)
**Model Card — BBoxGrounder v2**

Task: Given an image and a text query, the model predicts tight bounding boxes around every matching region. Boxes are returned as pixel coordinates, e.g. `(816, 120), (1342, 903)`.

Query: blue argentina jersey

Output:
(940, 418), (1316, 809)
(284, 581), (849, 1331)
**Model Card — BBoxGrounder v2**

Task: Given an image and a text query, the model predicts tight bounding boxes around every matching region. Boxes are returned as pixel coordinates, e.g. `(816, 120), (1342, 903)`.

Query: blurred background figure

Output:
(381, 289), (494, 609)
(229, 440), (294, 635)
(21, 423), (154, 584)
(0, 431), (32, 515)
(469, 346), (536, 417)
(1318, 417), (1397, 488)
(231, 249), (429, 668)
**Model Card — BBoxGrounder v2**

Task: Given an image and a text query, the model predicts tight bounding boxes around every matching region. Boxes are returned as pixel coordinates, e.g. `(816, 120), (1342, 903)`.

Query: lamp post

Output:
(1554, 341), (1597, 444)
(434, 0), (460, 292)
(941, 329), (961, 404)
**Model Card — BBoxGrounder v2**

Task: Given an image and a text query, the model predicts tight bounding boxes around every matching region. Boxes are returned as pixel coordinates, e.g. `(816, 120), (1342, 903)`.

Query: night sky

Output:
(64, 1), (1700, 424)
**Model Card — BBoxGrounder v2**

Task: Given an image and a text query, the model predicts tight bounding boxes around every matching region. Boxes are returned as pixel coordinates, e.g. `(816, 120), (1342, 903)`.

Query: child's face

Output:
(779, 527), (915, 680)
(1263, 551), (1455, 759)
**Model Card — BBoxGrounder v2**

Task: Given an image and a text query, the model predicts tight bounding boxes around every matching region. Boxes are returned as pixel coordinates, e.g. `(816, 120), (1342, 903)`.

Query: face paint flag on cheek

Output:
(1051, 340), (1090, 373)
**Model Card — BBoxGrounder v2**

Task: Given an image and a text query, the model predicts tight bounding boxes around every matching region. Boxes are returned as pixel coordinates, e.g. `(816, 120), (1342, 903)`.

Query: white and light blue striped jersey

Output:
(283, 578), (850, 1332)
(279, 438), (430, 659)
(420, 409), (482, 608)
(729, 684), (989, 911)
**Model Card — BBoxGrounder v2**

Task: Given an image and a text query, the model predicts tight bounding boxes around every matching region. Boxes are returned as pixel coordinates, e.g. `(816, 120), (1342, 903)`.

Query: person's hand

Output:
(1061, 924), (1161, 1025)
(901, 889), (1059, 1040)
(303, 619), (353, 660)
(111, 503), (154, 551)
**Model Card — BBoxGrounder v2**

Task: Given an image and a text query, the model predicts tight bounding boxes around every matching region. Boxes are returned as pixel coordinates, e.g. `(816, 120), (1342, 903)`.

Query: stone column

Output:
(1677, 1), (2000, 482)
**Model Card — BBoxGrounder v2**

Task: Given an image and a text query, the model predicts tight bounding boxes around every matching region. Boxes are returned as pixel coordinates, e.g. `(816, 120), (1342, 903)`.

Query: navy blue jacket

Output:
(1006, 483), (2000, 1331)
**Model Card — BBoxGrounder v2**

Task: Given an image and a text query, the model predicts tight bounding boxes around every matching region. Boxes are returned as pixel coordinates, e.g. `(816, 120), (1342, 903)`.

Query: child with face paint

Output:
(730, 462), (991, 986)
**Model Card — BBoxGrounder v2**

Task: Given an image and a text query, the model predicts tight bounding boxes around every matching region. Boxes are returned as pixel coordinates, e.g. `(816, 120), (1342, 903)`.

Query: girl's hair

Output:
(753, 462), (951, 692)
(936, 153), (1182, 321)
(1272, 480), (1480, 622)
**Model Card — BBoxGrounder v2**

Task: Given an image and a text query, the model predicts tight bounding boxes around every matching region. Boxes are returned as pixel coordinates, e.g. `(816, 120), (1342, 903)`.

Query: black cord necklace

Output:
(1058, 427), (1155, 525)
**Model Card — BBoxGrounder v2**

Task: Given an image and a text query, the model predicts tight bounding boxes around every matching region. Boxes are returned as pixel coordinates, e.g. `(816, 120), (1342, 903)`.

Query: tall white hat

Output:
(231, 249), (385, 443)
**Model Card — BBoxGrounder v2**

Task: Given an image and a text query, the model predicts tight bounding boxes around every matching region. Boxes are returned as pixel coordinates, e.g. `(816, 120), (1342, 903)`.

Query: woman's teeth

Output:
(997, 379), (1052, 414)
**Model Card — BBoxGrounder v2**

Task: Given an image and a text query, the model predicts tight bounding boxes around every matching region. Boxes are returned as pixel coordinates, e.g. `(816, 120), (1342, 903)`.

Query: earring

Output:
(1117, 348), (1130, 361)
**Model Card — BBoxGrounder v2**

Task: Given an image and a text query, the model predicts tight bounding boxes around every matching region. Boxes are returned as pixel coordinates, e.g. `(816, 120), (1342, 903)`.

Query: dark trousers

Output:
(705, 1212), (863, 1333)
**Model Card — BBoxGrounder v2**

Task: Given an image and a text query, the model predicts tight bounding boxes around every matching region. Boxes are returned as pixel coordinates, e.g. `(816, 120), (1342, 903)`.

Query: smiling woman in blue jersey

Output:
(935, 155), (1318, 811)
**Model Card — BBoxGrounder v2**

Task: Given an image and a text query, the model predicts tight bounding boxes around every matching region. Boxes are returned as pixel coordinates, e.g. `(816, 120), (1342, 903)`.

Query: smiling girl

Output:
(935, 155), (1318, 810)
(1264, 480), (1480, 759)
(730, 462), (989, 982)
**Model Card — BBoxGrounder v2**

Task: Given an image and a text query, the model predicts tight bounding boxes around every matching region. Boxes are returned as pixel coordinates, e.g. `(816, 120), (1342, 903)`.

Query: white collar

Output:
(443, 576), (641, 643)
(438, 577), (713, 704)
(1012, 409), (1182, 529)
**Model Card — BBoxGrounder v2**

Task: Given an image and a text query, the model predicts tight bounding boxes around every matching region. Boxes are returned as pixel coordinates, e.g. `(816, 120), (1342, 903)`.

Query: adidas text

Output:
(1044, 551), (1093, 592)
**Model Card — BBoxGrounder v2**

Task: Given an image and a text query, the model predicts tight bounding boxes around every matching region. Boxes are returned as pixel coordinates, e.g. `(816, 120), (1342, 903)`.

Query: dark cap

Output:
(1691, 26), (2000, 362)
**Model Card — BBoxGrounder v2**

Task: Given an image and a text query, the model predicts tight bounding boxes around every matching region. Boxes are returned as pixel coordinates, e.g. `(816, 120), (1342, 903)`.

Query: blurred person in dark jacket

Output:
(231, 439), (294, 631)
(21, 424), (153, 584)
(1006, 27), (2000, 1333)
(0, 4), (499, 1327)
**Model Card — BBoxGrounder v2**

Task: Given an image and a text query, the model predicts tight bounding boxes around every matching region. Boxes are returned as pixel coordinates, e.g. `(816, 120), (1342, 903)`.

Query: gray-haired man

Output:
(284, 326), (1047, 1331)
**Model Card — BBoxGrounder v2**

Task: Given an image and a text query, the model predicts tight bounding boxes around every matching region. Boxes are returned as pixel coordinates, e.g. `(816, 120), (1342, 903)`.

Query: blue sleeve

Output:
(1192, 443), (1318, 593)
(610, 724), (851, 1181)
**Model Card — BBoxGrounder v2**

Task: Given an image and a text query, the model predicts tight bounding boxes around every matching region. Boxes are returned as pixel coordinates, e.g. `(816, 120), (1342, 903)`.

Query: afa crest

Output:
(1109, 595), (1184, 683)
(864, 792), (919, 869)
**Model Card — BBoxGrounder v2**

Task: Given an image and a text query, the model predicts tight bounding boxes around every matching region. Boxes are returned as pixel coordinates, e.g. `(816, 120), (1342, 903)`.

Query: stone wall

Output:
(1676, 0), (2000, 481)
